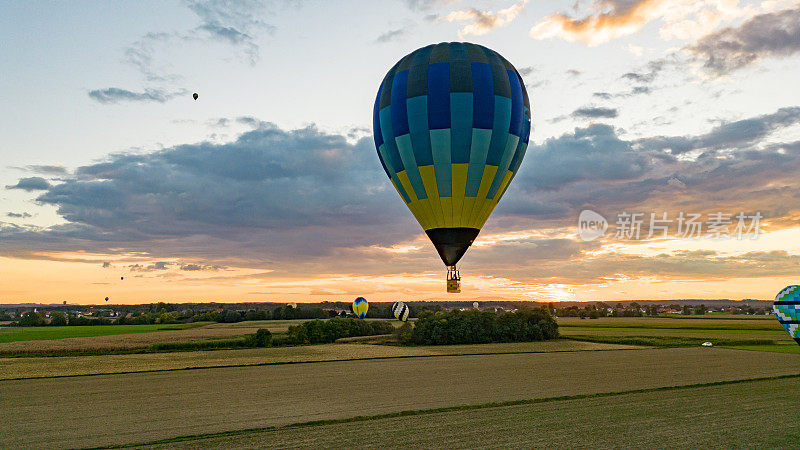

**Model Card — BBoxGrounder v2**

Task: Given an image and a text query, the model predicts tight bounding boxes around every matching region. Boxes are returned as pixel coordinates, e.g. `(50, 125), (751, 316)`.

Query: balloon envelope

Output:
(373, 42), (531, 267)
(392, 301), (410, 322)
(193, 93), (198, 100)
(774, 285), (800, 345)
(352, 297), (369, 319)
(473, 302), (479, 309)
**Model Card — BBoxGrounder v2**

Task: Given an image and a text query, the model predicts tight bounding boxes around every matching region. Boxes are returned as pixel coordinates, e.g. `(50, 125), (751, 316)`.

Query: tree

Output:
(682, 305), (692, 315)
(18, 311), (44, 327)
(49, 311), (67, 326)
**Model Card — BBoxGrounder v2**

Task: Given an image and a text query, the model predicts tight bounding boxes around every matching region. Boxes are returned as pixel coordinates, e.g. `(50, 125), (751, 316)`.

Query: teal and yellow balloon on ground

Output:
(773, 286), (800, 345)
(352, 297), (369, 319)
(373, 42), (531, 291)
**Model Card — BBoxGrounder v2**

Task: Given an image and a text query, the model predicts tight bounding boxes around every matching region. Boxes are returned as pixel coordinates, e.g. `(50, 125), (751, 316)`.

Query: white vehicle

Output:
(701, 342), (713, 347)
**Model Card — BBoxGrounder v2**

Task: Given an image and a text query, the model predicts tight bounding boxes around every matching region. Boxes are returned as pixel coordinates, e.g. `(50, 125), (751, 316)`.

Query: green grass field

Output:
(0, 323), (201, 343)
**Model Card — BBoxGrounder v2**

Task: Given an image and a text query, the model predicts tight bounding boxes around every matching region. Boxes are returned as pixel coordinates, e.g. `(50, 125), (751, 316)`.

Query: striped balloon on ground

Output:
(352, 297), (369, 319)
(373, 42), (531, 268)
(773, 285), (800, 345)
(392, 301), (410, 322)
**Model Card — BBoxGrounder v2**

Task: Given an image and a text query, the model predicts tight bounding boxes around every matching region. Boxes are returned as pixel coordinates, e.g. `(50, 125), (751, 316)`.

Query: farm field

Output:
(557, 315), (795, 348)
(0, 322), (266, 354)
(2, 347), (798, 448)
(0, 323), (204, 343)
(144, 377), (800, 449)
(0, 340), (636, 380)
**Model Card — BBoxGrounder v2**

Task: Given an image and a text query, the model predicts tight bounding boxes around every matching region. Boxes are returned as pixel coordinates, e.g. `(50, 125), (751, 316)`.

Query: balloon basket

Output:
(446, 266), (461, 293)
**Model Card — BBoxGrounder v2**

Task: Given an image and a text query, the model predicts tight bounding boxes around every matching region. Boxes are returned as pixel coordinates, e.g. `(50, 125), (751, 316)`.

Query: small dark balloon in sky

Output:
(193, 93), (198, 100)
(105, 297), (109, 302)
(121, 276), (124, 280)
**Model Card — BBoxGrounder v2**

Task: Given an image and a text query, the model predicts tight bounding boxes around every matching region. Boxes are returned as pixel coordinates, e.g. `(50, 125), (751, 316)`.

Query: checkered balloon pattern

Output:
(773, 285), (800, 344)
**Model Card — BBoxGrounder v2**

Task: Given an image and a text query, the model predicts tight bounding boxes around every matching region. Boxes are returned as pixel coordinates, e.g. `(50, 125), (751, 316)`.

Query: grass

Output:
(0, 323), (203, 343)
(113, 376), (800, 449)
(565, 334), (779, 348)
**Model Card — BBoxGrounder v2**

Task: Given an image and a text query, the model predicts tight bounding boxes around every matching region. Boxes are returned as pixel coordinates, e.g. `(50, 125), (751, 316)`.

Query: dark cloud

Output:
(180, 264), (223, 271)
(4, 107), (800, 282)
(88, 88), (186, 104)
(571, 106), (618, 119)
(636, 107), (800, 155)
(621, 58), (669, 84)
(6, 177), (51, 191)
(102, 261), (111, 268)
(566, 69), (581, 77)
(25, 165), (68, 175)
(129, 261), (171, 272)
(6, 212), (32, 219)
(375, 28), (409, 43)
(688, 7), (800, 75)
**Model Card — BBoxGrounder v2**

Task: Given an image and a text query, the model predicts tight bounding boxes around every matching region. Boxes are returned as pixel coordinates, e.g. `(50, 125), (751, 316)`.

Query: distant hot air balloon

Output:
(352, 297), (369, 319)
(473, 301), (479, 309)
(288, 302), (297, 309)
(193, 93), (199, 100)
(63, 301), (67, 305)
(392, 301), (410, 322)
(105, 297), (109, 302)
(773, 286), (800, 345)
(373, 43), (531, 293)
(121, 276), (124, 280)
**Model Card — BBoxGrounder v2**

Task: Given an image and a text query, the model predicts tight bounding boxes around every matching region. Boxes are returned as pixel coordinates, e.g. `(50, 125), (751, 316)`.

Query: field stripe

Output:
(92, 373), (800, 449)
(2, 345), (648, 381)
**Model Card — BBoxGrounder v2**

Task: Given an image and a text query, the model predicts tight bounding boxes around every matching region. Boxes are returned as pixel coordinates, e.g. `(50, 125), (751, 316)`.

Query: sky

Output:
(1, 0), (800, 304)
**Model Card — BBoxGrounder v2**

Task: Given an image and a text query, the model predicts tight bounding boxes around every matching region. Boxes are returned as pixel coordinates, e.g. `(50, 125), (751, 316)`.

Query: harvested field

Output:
(0, 340), (635, 380)
(144, 377), (800, 449)
(2, 348), (798, 448)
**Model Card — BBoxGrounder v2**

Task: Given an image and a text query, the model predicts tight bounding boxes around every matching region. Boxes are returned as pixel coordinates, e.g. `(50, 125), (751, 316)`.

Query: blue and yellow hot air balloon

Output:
(373, 43), (531, 292)
(352, 297), (369, 319)
(774, 286), (800, 345)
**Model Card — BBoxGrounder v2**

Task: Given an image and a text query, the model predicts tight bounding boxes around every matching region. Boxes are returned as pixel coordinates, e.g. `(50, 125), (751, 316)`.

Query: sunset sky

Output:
(2, 0), (800, 304)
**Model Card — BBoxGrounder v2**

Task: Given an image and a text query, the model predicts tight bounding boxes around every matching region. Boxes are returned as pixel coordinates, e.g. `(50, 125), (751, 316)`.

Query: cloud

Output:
(129, 261), (171, 272)
(636, 106), (800, 154)
(25, 165), (68, 175)
(180, 263), (223, 271)
(572, 106), (619, 119)
(375, 28), (409, 43)
(6, 212), (32, 219)
(404, 0), (461, 10)
(443, 0), (529, 37)
(102, 261), (112, 268)
(88, 88), (186, 104)
(529, 0), (759, 46)
(4, 107), (800, 284)
(517, 66), (535, 77)
(687, 6), (800, 75)
(6, 177), (51, 191)
(187, 0), (276, 64)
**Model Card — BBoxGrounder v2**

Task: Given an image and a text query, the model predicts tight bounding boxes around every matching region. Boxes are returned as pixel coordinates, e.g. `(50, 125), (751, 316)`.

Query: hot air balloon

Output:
(121, 276), (124, 280)
(473, 301), (479, 309)
(193, 93), (199, 100)
(773, 285), (800, 345)
(392, 301), (410, 322)
(352, 297), (369, 319)
(105, 297), (109, 302)
(288, 302), (297, 309)
(373, 43), (531, 293)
